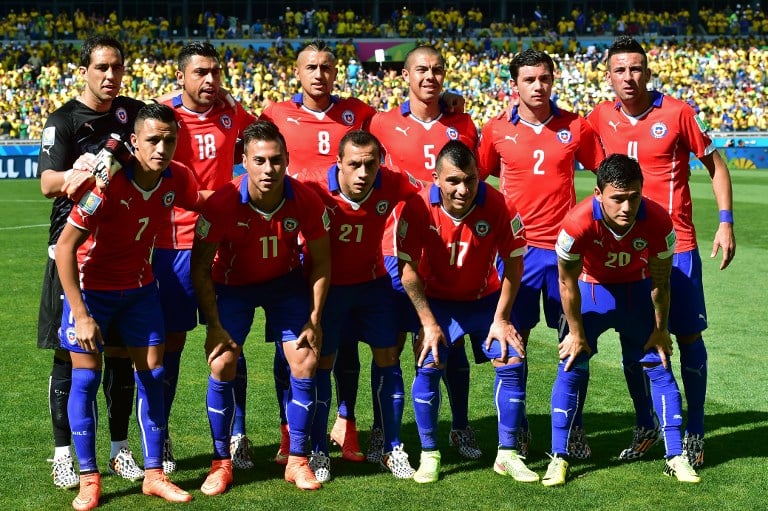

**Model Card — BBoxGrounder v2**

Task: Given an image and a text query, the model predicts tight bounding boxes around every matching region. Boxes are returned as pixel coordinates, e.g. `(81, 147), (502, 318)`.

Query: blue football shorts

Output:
(59, 283), (164, 353)
(321, 277), (399, 356)
(215, 268), (309, 346)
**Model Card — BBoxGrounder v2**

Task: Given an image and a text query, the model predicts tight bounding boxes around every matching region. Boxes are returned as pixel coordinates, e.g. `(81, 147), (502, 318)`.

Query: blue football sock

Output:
(494, 363), (526, 449)
(69, 368), (101, 473)
(334, 341), (360, 421)
(50, 356), (73, 448)
(376, 364), (405, 452)
(679, 338), (707, 436)
(311, 367), (332, 454)
(550, 362), (588, 456)
(161, 350), (181, 429)
(623, 359), (657, 429)
(135, 367), (166, 470)
(644, 363), (684, 457)
(273, 347), (290, 425)
(206, 375), (235, 459)
(412, 366), (443, 451)
(520, 358), (530, 433)
(370, 360), (382, 429)
(443, 343), (470, 430)
(103, 355), (134, 442)
(572, 374), (589, 429)
(287, 375), (316, 456)
(232, 352), (247, 436)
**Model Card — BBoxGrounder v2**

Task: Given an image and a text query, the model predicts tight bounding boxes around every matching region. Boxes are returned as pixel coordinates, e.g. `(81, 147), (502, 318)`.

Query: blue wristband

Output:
(719, 210), (734, 224)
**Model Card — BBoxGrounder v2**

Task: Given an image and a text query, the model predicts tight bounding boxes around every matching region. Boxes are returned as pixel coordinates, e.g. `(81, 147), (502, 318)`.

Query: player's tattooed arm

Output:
(557, 256), (591, 371)
(399, 258), (447, 367)
(646, 255), (673, 368)
(191, 237), (237, 364)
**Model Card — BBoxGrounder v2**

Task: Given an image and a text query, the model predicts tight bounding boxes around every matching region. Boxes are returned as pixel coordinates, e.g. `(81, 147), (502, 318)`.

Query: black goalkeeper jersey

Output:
(38, 96), (144, 246)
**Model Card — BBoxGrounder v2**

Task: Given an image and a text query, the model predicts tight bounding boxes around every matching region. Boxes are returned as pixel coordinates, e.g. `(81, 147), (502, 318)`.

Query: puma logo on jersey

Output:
(326, 204), (340, 215)
(83, 122), (95, 132)
(608, 120), (620, 132)
(237, 219), (251, 229)
(395, 126), (410, 137)
(120, 198), (132, 209)
(286, 117), (300, 125)
(429, 225), (441, 234)
(593, 239), (603, 246)
(504, 134), (519, 144)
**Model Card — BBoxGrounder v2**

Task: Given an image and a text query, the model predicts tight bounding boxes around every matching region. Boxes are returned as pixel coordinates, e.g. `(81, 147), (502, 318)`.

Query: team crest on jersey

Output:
(220, 114), (233, 130)
(283, 217), (298, 232)
(65, 327), (78, 345)
(376, 200), (390, 215)
(78, 191), (102, 216)
(162, 191), (176, 207)
(632, 238), (648, 251)
(556, 129), (573, 144)
(342, 110), (356, 126)
(115, 107), (129, 124)
(195, 215), (211, 238)
(446, 127), (459, 140)
(557, 229), (575, 252)
(651, 122), (668, 139)
(475, 220), (490, 237)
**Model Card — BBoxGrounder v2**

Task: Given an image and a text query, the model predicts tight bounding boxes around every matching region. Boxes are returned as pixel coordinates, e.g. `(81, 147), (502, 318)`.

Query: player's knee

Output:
(676, 332), (702, 345)
(372, 347), (399, 368)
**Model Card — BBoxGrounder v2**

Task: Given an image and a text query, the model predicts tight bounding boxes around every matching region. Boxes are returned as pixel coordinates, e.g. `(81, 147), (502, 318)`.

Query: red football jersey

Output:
(369, 101), (478, 257)
(555, 196), (676, 284)
(195, 175), (329, 285)
(260, 93), (376, 175)
(298, 164), (421, 286)
(155, 93), (256, 249)
(397, 182), (527, 301)
(587, 92), (714, 252)
(368, 102), (478, 181)
(477, 104), (604, 249)
(69, 162), (200, 290)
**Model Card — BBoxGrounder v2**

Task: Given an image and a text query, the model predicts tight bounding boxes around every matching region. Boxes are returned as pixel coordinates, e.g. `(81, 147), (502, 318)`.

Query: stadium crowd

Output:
(1, 4), (767, 41)
(1, 31), (765, 142)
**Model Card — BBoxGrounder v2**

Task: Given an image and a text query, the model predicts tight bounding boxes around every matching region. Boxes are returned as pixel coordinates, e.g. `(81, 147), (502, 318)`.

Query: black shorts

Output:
(37, 254), (124, 349)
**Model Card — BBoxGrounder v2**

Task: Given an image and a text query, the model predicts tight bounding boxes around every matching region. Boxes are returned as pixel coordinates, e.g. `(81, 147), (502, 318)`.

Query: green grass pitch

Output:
(0, 170), (766, 510)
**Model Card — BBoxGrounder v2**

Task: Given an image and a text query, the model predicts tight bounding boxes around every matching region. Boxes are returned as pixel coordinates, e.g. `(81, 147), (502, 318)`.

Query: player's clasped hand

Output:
(74, 315), (103, 352)
(485, 319), (525, 363)
(204, 324), (238, 365)
(297, 321), (322, 357)
(644, 328), (673, 370)
(559, 331), (592, 371)
(415, 323), (448, 367)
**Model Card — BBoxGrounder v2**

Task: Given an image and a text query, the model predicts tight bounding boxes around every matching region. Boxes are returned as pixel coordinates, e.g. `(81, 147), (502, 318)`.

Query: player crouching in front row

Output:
(396, 141), (537, 483)
(55, 104), (206, 510)
(542, 154), (700, 486)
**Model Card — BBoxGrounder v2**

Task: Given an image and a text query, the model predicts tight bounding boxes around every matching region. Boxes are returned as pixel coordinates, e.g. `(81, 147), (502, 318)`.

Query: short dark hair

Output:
(596, 154), (644, 191)
(404, 45), (444, 70)
(338, 130), (381, 159)
(436, 140), (476, 174)
(510, 49), (555, 80)
(177, 41), (219, 71)
(606, 35), (648, 69)
(80, 35), (124, 68)
(297, 39), (336, 62)
(242, 120), (287, 155)
(135, 102), (177, 130)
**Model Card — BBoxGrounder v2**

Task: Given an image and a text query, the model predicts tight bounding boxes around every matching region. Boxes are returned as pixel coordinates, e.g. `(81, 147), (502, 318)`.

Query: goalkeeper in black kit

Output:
(37, 35), (147, 493)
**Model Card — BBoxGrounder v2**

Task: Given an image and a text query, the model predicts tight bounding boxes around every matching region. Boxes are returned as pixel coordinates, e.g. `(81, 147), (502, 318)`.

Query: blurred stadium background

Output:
(0, 1), (765, 174)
